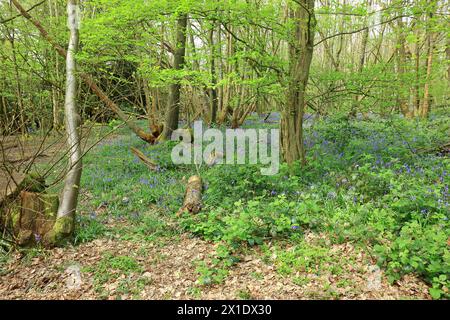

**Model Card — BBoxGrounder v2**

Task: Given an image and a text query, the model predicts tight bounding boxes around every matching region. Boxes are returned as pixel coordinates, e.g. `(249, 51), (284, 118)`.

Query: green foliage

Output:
(374, 222), (449, 299)
(68, 114), (448, 298)
(74, 215), (107, 245)
(274, 242), (331, 276)
(178, 113), (449, 298)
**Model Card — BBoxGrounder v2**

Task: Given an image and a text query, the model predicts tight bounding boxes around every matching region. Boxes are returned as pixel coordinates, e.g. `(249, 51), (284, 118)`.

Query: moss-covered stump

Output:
(20, 173), (46, 193)
(42, 215), (75, 247)
(12, 191), (60, 247)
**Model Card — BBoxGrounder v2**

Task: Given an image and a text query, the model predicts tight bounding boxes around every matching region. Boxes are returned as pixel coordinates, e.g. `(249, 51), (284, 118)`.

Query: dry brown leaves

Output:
(0, 231), (431, 300)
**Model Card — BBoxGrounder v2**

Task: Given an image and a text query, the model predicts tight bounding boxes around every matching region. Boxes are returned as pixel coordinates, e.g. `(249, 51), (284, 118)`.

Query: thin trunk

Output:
(414, 26), (421, 116)
(57, 0), (81, 220)
(209, 23), (218, 124)
(396, 18), (411, 118)
(420, 28), (434, 118)
(143, 81), (152, 128)
(352, 5), (370, 115)
(447, 36), (450, 84)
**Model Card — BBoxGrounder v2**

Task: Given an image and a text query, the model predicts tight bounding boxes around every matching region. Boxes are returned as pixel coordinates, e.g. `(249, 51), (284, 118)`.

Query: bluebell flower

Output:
(34, 233), (41, 243)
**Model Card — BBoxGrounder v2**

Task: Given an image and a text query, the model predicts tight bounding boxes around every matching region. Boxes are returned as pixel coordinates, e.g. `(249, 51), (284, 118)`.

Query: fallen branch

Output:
(130, 147), (158, 171)
(176, 175), (202, 216)
(417, 141), (450, 155)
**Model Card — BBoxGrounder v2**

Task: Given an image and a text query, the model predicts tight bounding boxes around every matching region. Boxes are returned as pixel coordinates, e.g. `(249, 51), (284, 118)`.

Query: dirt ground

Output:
(0, 127), (118, 201)
(0, 134), (61, 200)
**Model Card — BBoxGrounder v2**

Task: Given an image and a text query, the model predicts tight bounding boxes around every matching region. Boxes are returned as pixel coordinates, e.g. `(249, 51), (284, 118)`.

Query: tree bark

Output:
(162, 13), (188, 140)
(176, 175), (202, 216)
(281, 0), (315, 166)
(396, 18), (412, 118)
(209, 23), (218, 124)
(57, 0), (81, 221)
(420, 8), (435, 118)
(447, 36), (450, 85)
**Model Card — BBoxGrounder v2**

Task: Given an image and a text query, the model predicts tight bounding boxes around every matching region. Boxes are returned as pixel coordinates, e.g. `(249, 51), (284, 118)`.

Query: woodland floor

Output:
(0, 228), (430, 300)
(1, 115), (446, 300)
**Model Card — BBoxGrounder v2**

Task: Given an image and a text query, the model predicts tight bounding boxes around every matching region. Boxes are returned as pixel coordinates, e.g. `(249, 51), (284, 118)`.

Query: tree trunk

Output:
(162, 13), (188, 140)
(176, 175), (202, 216)
(209, 23), (218, 124)
(351, 3), (370, 115)
(447, 36), (450, 85)
(413, 26), (421, 116)
(420, 9), (435, 119)
(396, 18), (412, 118)
(50, 0), (81, 245)
(281, 0), (315, 166)
(420, 40), (433, 118)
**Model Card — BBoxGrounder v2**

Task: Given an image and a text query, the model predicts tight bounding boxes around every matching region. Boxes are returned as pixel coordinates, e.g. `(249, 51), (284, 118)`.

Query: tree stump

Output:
(177, 175), (203, 216)
(12, 191), (59, 246)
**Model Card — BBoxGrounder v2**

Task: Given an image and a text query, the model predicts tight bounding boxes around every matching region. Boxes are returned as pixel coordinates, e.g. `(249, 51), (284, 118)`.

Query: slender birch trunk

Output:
(48, 0), (81, 244)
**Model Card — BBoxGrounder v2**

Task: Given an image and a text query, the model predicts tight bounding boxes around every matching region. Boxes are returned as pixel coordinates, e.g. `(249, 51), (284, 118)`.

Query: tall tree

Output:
(419, 2), (436, 118)
(396, 18), (412, 118)
(209, 21), (219, 124)
(162, 13), (188, 140)
(49, 0), (82, 243)
(281, 0), (315, 166)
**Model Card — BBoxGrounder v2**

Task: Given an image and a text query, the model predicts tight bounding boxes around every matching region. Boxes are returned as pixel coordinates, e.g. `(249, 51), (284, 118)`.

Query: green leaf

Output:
(429, 288), (442, 300)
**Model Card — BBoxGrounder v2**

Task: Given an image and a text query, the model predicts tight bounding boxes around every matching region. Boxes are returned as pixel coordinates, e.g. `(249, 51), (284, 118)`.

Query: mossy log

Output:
(177, 175), (202, 216)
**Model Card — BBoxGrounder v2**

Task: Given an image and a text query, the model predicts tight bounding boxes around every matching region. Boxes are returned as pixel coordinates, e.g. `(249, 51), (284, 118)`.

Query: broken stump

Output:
(11, 191), (59, 246)
(177, 175), (203, 216)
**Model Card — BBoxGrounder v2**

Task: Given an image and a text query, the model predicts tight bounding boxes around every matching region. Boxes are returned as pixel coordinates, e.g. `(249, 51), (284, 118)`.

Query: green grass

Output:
(82, 252), (145, 299)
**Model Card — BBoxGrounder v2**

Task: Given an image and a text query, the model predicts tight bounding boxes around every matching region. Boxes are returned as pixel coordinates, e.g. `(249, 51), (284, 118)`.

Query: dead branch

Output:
(130, 147), (158, 171)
